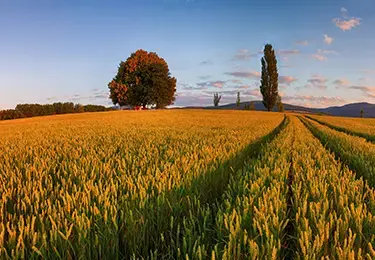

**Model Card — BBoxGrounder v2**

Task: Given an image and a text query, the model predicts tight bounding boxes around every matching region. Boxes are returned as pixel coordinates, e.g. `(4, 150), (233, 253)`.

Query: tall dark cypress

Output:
(260, 44), (279, 111)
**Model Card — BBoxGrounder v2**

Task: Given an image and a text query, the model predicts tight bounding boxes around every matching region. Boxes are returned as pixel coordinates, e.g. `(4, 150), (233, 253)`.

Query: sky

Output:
(0, 0), (375, 109)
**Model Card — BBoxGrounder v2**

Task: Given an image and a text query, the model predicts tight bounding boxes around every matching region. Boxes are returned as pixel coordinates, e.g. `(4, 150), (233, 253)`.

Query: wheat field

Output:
(1, 110), (375, 259)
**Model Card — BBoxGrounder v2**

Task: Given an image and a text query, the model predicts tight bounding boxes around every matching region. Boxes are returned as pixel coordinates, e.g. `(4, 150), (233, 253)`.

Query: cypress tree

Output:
(260, 44), (279, 111)
(236, 92), (241, 107)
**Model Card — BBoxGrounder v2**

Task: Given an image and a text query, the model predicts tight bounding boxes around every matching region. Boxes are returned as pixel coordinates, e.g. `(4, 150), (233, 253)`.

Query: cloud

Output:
(196, 80), (226, 88)
(312, 54), (327, 61)
(198, 75), (211, 80)
(174, 91), (213, 107)
(46, 96), (57, 101)
(348, 86), (375, 98)
(361, 69), (375, 74)
(204, 90), (238, 96)
(306, 75), (328, 89)
(295, 40), (309, 46)
(312, 49), (337, 61)
(225, 71), (260, 79)
(233, 49), (258, 61)
(200, 60), (213, 65)
(359, 77), (371, 82)
(178, 82), (206, 90)
(324, 34), (333, 45)
(277, 50), (300, 55)
(245, 88), (262, 98)
(317, 49), (338, 55)
(231, 79), (243, 84)
(282, 95), (345, 107)
(333, 78), (350, 88)
(333, 8), (361, 31)
(279, 76), (298, 85)
(333, 18), (361, 31)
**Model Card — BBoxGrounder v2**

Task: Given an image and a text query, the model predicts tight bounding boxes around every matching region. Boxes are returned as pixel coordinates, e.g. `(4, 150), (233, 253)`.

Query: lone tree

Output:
(276, 95), (284, 112)
(260, 44), (279, 111)
(108, 49), (176, 109)
(361, 108), (364, 118)
(213, 93), (221, 107)
(236, 92), (241, 107)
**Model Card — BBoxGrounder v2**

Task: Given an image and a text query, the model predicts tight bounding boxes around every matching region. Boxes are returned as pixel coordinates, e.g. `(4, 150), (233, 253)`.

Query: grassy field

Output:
(1, 110), (375, 259)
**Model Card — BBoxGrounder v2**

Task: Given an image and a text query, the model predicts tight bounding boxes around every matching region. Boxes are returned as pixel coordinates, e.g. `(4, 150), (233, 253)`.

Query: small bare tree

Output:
(213, 93), (222, 107)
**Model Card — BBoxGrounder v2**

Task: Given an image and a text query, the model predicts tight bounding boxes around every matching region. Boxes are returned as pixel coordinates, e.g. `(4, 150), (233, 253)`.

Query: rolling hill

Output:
(183, 101), (375, 118)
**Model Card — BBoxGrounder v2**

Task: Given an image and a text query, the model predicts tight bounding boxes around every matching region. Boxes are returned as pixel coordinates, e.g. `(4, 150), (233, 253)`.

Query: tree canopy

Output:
(108, 49), (176, 108)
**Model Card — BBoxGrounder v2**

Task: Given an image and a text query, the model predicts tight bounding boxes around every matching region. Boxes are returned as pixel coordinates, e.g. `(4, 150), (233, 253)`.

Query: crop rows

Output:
(0, 110), (283, 259)
(306, 115), (375, 143)
(301, 116), (375, 187)
(1, 110), (375, 259)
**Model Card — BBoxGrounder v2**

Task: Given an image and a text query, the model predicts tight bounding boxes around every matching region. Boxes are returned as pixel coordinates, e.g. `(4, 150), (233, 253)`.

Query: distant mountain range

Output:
(181, 101), (375, 118)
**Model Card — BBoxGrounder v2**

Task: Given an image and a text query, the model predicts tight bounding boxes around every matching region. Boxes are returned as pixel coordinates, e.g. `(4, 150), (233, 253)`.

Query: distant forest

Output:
(0, 103), (113, 121)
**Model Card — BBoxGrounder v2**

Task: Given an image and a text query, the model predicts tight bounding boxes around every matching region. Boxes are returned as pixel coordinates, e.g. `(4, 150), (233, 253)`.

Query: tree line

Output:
(0, 103), (111, 121)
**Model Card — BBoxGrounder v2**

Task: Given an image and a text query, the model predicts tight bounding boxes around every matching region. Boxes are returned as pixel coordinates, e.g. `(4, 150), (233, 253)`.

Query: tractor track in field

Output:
(305, 115), (375, 144)
(281, 118), (297, 260)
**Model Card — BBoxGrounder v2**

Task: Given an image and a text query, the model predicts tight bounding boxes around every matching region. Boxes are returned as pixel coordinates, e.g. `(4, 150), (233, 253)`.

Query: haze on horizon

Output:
(0, 0), (374, 110)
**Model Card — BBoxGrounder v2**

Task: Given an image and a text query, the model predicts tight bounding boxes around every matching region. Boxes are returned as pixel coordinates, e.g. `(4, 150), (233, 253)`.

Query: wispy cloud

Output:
(361, 69), (375, 75)
(348, 86), (375, 98)
(333, 78), (350, 88)
(333, 8), (361, 31)
(295, 40), (309, 46)
(312, 54), (327, 61)
(200, 60), (213, 65)
(225, 71), (260, 79)
(283, 95), (345, 107)
(46, 96), (57, 101)
(277, 50), (300, 55)
(306, 75), (328, 89)
(317, 49), (338, 55)
(324, 34), (333, 45)
(279, 76), (298, 85)
(312, 49), (338, 61)
(198, 75), (211, 80)
(232, 49), (258, 61)
(196, 80), (227, 88)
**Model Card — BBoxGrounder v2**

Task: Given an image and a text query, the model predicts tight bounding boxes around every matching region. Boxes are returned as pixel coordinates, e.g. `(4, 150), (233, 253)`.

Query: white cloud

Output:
(324, 34), (333, 45)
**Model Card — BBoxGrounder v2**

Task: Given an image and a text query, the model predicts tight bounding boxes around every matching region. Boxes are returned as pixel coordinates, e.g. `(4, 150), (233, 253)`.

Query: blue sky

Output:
(1, 0), (375, 109)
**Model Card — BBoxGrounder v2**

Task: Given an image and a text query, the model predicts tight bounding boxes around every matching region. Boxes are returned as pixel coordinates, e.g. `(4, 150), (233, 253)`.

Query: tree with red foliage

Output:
(108, 49), (177, 109)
